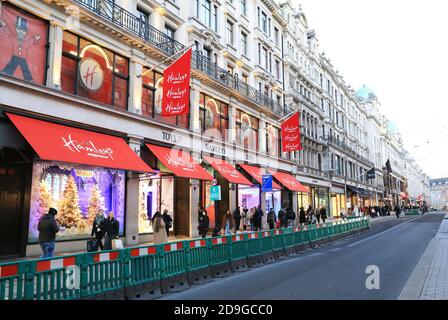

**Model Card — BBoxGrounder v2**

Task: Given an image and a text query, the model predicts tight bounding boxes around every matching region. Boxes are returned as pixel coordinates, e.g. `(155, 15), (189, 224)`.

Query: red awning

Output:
(146, 144), (213, 180)
(7, 113), (154, 173)
(268, 170), (310, 193)
(239, 164), (282, 190)
(203, 156), (252, 186)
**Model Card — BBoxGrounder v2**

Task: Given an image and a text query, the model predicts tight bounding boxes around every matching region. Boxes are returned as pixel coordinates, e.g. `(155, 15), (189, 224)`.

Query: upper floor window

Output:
(274, 27), (279, 46)
(241, 32), (248, 55)
(199, 93), (229, 140)
(240, 0), (247, 16)
(226, 20), (234, 45)
(236, 110), (259, 150)
(141, 67), (189, 129)
(261, 12), (267, 33)
(196, 0), (218, 32)
(165, 25), (175, 39)
(61, 31), (129, 110)
(266, 124), (280, 157)
(0, 3), (49, 85)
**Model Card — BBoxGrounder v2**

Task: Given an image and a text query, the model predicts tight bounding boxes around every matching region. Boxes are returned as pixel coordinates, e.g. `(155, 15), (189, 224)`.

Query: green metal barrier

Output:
(0, 260), (27, 300)
(283, 228), (295, 249)
(230, 234), (248, 261)
(83, 250), (124, 298)
(272, 229), (286, 251)
(208, 236), (231, 267)
(160, 242), (187, 279)
(261, 230), (274, 254)
(184, 239), (209, 273)
(127, 245), (160, 287)
(246, 231), (262, 257)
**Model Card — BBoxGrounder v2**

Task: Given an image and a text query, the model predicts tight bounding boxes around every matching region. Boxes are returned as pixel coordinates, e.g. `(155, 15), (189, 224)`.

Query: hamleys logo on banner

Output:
(162, 49), (192, 116)
(218, 165), (240, 178)
(62, 134), (114, 160)
(79, 58), (104, 91)
(165, 154), (196, 172)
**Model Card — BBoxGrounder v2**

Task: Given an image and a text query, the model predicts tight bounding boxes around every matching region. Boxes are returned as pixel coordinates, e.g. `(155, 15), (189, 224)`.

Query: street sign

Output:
(262, 174), (273, 192)
(210, 185), (221, 201)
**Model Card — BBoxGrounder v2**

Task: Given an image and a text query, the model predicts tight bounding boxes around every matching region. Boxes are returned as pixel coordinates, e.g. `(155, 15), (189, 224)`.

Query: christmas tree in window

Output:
(57, 175), (82, 229)
(36, 180), (52, 220)
(87, 184), (105, 226)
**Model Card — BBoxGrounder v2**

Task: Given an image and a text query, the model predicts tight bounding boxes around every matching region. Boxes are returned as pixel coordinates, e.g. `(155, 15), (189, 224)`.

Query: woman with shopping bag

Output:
(103, 211), (120, 250)
(152, 211), (168, 244)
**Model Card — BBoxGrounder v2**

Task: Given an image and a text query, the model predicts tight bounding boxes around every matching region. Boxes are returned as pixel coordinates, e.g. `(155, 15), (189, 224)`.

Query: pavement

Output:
(160, 213), (445, 300)
(399, 213), (448, 300)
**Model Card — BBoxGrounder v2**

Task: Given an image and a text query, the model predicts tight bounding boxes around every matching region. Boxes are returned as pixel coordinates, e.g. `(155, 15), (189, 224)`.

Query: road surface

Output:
(160, 213), (445, 300)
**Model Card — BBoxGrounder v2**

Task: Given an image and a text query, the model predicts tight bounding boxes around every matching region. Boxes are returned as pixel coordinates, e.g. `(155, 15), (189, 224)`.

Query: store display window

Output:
(29, 162), (125, 242)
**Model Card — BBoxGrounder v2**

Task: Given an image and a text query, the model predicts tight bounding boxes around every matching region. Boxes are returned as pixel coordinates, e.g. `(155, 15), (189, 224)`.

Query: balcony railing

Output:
(324, 135), (374, 168)
(73, 0), (285, 116)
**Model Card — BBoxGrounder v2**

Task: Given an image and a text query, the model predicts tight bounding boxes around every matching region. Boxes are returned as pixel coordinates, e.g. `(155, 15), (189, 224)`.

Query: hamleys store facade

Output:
(0, 1), (306, 258)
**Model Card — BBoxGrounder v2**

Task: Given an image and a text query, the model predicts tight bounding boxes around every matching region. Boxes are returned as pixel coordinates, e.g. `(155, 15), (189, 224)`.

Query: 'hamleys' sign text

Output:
(281, 112), (302, 152)
(162, 49), (192, 116)
(165, 154), (196, 172)
(62, 134), (114, 160)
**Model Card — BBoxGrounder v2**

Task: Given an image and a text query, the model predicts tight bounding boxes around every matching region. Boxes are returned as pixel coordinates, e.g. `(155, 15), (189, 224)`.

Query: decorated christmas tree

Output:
(36, 180), (52, 219)
(87, 185), (105, 226)
(57, 175), (82, 228)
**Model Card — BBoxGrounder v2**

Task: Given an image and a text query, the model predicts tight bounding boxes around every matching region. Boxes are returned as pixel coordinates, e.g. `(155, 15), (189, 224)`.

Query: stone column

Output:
(261, 190), (267, 230)
(190, 178), (200, 238)
(47, 22), (63, 90)
(128, 60), (143, 115)
(125, 135), (144, 246)
(190, 82), (202, 134)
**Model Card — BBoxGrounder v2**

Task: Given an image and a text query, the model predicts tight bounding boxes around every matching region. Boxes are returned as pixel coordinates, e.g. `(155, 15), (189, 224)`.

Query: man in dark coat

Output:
(320, 206), (327, 223)
(267, 208), (277, 229)
(299, 207), (306, 225)
(255, 205), (264, 231)
(103, 211), (119, 250)
(198, 210), (210, 238)
(233, 206), (241, 232)
(38, 208), (60, 258)
(394, 205), (401, 219)
(91, 210), (106, 251)
(162, 209), (173, 238)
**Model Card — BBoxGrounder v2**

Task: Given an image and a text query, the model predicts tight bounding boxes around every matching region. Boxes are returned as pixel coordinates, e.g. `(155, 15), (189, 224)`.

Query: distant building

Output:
(430, 178), (448, 210)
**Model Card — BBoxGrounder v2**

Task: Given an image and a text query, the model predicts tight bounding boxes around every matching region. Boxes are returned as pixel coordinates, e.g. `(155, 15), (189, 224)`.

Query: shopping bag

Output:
(87, 239), (98, 252)
(112, 239), (123, 250)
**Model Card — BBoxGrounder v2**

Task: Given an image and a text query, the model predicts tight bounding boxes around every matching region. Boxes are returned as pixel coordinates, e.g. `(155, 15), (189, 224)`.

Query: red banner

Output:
(161, 48), (192, 116)
(281, 112), (302, 152)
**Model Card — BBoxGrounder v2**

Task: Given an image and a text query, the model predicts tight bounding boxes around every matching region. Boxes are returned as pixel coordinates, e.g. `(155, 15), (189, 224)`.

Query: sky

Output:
(292, 0), (448, 179)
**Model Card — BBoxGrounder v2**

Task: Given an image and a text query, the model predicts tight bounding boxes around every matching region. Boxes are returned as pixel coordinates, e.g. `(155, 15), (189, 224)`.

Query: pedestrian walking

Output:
(278, 206), (287, 228)
(256, 205), (264, 231)
(394, 205), (401, 219)
(299, 207), (306, 225)
(221, 210), (234, 235)
(241, 207), (249, 231)
(38, 208), (60, 258)
(152, 211), (168, 244)
(249, 207), (256, 231)
(197, 209), (209, 238)
(316, 206), (321, 224)
(233, 206), (241, 232)
(287, 207), (296, 227)
(162, 209), (173, 238)
(320, 206), (327, 223)
(91, 210), (106, 251)
(103, 211), (119, 250)
(267, 208), (276, 229)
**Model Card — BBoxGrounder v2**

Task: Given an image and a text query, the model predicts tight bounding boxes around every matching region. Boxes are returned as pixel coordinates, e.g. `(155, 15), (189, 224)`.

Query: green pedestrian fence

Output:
(30, 255), (82, 300)
(246, 231), (263, 267)
(230, 234), (249, 272)
(0, 260), (28, 300)
(83, 250), (124, 299)
(160, 241), (189, 294)
(209, 236), (232, 278)
(125, 245), (161, 299)
(284, 228), (296, 255)
(261, 230), (275, 263)
(272, 229), (288, 259)
(184, 239), (211, 285)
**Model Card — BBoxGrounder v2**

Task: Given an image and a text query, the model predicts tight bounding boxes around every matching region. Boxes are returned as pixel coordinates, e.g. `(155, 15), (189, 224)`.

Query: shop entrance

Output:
(174, 177), (190, 237)
(0, 162), (29, 257)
